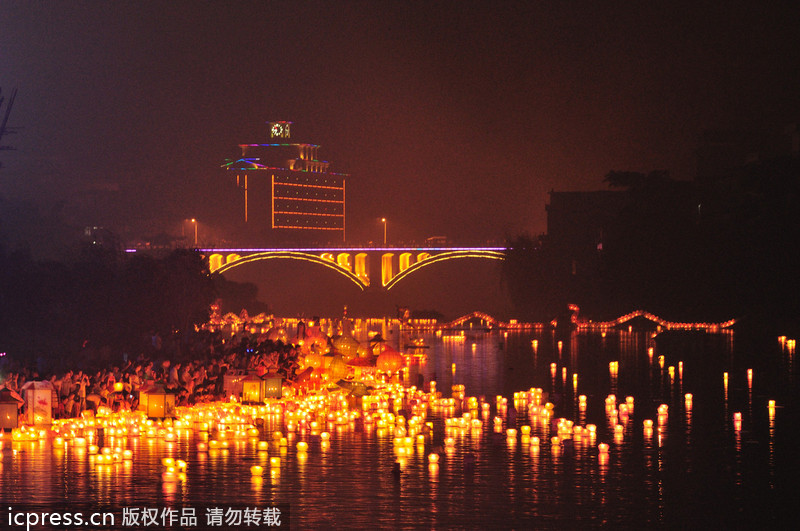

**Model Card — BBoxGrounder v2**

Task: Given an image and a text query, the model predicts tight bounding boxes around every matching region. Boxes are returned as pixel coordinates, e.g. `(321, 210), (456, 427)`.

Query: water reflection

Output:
(1, 327), (797, 528)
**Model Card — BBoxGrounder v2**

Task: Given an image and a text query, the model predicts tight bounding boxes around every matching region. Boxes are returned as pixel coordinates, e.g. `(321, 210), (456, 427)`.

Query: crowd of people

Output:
(0, 329), (306, 419)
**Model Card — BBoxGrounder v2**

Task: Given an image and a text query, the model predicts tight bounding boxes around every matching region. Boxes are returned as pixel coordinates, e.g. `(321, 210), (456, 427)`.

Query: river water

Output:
(1, 323), (798, 529)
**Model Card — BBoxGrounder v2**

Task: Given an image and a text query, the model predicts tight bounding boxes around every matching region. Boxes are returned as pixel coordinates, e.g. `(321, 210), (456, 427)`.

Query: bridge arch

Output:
(212, 251), (367, 290)
(383, 250), (506, 290)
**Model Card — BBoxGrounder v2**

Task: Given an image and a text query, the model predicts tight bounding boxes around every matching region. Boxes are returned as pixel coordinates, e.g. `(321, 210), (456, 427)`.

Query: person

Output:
(77, 373), (88, 413)
(61, 371), (74, 401)
(168, 363), (181, 387)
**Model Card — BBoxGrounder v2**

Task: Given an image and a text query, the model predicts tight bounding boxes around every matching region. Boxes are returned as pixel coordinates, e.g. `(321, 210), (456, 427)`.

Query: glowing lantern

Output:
(222, 372), (246, 398)
(332, 335), (360, 361)
(261, 375), (283, 399)
(241, 373), (264, 404)
(328, 354), (348, 381)
(376, 349), (404, 374)
(304, 352), (324, 370)
(140, 383), (176, 419)
(21, 380), (55, 426)
(0, 387), (21, 431)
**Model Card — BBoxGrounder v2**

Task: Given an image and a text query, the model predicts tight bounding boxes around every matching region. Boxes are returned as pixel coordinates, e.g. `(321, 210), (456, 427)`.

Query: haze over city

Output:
(2, 1), (798, 252)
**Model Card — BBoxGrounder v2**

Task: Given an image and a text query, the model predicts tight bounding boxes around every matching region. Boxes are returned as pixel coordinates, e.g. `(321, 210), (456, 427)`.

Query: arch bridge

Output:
(201, 247), (506, 290)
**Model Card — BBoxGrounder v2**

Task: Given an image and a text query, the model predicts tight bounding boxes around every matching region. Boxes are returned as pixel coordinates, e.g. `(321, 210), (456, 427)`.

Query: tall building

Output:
(222, 121), (347, 242)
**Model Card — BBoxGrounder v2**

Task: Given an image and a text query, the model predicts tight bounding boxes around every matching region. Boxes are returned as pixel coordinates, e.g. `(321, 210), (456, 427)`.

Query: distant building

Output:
(424, 236), (448, 246)
(222, 121), (347, 242)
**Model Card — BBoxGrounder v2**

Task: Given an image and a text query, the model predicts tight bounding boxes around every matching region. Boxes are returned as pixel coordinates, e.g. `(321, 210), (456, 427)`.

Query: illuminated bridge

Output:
(201, 247), (506, 290)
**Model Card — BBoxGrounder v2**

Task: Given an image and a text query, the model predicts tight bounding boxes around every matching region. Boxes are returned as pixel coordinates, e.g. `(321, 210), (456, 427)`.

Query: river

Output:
(1, 322), (797, 529)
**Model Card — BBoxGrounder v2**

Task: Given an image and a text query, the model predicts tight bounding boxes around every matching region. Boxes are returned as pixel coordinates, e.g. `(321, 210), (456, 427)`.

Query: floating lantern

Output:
(270, 457), (280, 468)
(297, 441), (308, 452)
(250, 465), (264, 476)
(242, 373), (265, 404)
(0, 388), (20, 431)
(262, 375), (283, 399)
(21, 380), (55, 426)
(140, 383), (176, 419)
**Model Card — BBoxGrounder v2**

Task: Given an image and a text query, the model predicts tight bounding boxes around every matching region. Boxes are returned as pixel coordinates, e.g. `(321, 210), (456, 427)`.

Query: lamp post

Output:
(381, 218), (386, 246)
(190, 218), (198, 246)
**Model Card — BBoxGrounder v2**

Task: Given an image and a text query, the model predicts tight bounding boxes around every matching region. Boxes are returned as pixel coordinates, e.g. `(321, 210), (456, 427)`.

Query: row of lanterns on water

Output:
(0, 337), (788, 488)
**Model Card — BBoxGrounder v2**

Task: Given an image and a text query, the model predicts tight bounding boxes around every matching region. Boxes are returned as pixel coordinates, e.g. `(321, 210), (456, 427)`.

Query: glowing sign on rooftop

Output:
(269, 121), (291, 139)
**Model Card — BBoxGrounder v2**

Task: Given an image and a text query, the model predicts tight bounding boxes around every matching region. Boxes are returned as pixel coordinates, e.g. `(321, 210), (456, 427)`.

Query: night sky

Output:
(2, 1), (799, 248)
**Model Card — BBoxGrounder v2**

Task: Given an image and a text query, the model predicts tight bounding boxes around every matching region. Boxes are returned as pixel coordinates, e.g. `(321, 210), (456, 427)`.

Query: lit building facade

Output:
(222, 122), (347, 242)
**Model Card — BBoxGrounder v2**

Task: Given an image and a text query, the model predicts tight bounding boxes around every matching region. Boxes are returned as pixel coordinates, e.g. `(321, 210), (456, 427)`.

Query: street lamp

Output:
(381, 218), (386, 246)
(190, 218), (198, 246)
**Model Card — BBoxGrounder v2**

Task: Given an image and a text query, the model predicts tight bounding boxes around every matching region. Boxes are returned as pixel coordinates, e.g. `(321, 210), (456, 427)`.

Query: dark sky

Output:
(2, 1), (799, 248)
